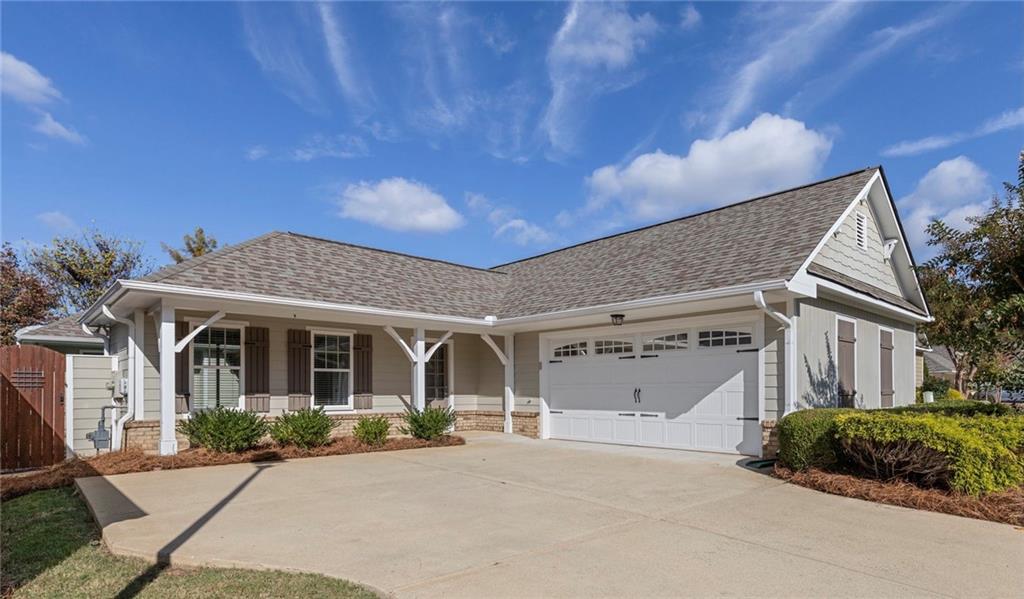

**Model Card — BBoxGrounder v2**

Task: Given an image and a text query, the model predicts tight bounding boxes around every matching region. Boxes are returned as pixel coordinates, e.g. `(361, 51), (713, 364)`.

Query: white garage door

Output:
(546, 323), (761, 455)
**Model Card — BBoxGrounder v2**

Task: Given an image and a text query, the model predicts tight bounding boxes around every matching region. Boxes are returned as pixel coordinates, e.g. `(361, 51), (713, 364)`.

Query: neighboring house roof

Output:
(924, 345), (956, 374)
(16, 314), (103, 345)
(103, 166), (918, 321)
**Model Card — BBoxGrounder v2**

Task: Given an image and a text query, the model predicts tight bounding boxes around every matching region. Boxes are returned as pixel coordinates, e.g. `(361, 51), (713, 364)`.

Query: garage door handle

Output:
(735, 417), (758, 421)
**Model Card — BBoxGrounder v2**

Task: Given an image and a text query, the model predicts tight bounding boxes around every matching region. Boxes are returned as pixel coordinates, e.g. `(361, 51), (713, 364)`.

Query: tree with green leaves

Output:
(28, 230), (151, 316)
(162, 227), (219, 263)
(0, 243), (59, 345)
(920, 151), (1024, 395)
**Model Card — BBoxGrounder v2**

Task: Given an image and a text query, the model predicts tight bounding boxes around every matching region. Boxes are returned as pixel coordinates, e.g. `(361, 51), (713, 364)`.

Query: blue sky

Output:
(2, 1), (1021, 270)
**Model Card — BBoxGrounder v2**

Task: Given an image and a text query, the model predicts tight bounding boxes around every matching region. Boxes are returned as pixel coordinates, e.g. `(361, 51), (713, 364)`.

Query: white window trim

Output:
(835, 315), (858, 406)
(310, 329), (355, 411)
(188, 322), (246, 412)
(695, 326), (754, 349)
(879, 325), (895, 408)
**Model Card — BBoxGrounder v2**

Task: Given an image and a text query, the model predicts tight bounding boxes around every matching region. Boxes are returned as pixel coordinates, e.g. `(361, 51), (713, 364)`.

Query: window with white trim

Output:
(553, 341), (588, 358)
(594, 339), (634, 355)
(697, 328), (752, 348)
(642, 332), (688, 352)
(192, 326), (242, 410)
(855, 212), (868, 250)
(312, 333), (352, 408)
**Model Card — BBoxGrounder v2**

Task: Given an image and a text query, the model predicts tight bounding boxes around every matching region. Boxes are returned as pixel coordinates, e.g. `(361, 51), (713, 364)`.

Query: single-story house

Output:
(15, 315), (105, 355)
(76, 166), (930, 458)
(923, 345), (957, 384)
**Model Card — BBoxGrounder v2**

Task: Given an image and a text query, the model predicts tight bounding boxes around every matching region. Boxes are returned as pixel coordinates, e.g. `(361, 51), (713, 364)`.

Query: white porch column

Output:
(133, 309), (146, 420)
(159, 302), (178, 455)
(503, 334), (515, 434)
(413, 327), (426, 411)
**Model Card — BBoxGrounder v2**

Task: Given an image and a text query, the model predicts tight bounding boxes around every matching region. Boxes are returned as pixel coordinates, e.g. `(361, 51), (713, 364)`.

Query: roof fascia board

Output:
(493, 279), (789, 327)
(16, 335), (103, 345)
(810, 275), (932, 323)
(793, 170), (879, 280)
(873, 167), (931, 315)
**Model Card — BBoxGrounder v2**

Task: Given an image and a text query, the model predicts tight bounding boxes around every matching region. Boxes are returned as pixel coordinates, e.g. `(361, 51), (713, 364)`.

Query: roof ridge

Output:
(142, 231), (284, 283)
(489, 166), (877, 270)
(282, 232), (508, 276)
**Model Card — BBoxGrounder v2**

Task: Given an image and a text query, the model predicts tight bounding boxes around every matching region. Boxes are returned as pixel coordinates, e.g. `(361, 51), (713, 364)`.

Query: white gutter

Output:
(753, 290), (797, 416)
(102, 305), (134, 450)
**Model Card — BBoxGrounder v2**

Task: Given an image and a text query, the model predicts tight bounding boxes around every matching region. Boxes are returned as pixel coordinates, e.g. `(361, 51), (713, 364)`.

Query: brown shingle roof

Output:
(134, 168), (893, 319)
(807, 263), (927, 316)
(18, 314), (101, 341)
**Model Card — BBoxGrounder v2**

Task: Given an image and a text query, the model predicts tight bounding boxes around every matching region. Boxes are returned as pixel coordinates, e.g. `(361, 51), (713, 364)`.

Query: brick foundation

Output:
(761, 419), (779, 459)
(123, 410), (540, 453)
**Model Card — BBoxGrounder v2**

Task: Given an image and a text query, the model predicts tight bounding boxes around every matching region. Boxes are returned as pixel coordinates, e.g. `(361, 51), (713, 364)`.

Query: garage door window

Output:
(553, 341), (588, 358)
(697, 328), (752, 348)
(642, 332), (688, 352)
(594, 339), (634, 355)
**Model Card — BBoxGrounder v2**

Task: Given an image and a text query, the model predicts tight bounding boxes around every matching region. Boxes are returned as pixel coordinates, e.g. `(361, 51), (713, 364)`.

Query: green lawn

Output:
(1, 488), (378, 598)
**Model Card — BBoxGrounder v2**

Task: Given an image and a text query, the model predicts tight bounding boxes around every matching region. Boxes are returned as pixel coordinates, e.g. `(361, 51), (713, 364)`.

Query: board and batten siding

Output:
(795, 296), (915, 410)
(69, 355), (116, 457)
(763, 305), (785, 421)
(812, 204), (902, 297)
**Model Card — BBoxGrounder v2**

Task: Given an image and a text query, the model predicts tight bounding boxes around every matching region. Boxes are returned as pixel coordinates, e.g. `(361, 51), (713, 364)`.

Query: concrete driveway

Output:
(78, 433), (1022, 598)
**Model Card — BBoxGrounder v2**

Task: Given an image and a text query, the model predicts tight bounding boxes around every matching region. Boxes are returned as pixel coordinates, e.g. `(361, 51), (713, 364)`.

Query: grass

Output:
(1, 488), (378, 598)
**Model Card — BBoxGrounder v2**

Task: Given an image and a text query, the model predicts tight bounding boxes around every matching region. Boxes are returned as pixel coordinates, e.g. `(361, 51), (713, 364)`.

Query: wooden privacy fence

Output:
(1, 345), (66, 470)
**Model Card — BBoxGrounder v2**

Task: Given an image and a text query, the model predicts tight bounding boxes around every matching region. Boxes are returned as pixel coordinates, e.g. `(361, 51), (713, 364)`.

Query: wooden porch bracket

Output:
(383, 326), (416, 362)
(425, 331), (453, 362)
(480, 333), (508, 365)
(173, 311), (225, 353)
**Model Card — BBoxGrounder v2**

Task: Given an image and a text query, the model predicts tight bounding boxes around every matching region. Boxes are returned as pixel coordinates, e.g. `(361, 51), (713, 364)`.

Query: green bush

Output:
(400, 406), (456, 440)
(890, 399), (1012, 417)
(834, 412), (1024, 495)
(920, 375), (952, 400)
(353, 415), (390, 446)
(270, 408), (338, 449)
(177, 408), (269, 453)
(776, 408), (856, 471)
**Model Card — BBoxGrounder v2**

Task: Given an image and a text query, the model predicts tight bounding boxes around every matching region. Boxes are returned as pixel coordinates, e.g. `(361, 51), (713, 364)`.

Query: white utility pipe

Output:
(102, 305), (135, 451)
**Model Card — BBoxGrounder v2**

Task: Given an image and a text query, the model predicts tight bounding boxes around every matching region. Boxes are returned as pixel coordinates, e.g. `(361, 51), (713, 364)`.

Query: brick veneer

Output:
(761, 419), (779, 459)
(122, 410), (541, 453)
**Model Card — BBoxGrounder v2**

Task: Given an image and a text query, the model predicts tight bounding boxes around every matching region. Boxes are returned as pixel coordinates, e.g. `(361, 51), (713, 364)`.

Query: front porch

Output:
(108, 300), (531, 455)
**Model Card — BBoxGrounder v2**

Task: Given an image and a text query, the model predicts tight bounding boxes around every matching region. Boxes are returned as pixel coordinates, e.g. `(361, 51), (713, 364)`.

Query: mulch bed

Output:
(774, 464), (1024, 527)
(0, 435), (464, 502)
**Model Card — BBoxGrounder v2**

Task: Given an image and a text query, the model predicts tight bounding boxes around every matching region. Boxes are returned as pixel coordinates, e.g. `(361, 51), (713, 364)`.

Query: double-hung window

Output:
(312, 332), (352, 409)
(192, 326), (242, 410)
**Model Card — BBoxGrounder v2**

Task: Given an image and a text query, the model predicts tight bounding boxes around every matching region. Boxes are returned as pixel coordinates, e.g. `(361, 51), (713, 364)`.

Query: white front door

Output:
(545, 321), (761, 455)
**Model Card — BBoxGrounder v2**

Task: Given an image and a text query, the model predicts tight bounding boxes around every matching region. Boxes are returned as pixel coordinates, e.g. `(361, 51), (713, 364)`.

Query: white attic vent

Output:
(855, 212), (868, 250)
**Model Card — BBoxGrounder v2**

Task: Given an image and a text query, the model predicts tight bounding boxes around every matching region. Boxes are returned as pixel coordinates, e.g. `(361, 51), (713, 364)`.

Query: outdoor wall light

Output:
(610, 314), (625, 326)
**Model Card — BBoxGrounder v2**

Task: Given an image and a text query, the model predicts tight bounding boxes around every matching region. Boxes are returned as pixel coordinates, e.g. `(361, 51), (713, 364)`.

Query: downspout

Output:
(102, 306), (134, 450)
(753, 290), (797, 416)
(82, 322), (110, 356)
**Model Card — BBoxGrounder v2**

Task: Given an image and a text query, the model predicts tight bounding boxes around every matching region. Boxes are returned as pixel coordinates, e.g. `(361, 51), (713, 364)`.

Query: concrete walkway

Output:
(78, 433), (1023, 598)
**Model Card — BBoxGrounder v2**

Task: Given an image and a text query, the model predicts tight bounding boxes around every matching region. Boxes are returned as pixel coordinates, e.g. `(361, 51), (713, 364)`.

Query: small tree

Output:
(162, 227), (219, 263)
(29, 230), (151, 316)
(0, 243), (59, 345)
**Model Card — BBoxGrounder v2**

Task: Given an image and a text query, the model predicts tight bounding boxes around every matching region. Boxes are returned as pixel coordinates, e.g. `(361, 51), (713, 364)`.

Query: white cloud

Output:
(292, 134), (368, 161)
(36, 210), (78, 232)
(585, 113), (832, 222)
(1, 52), (62, 105)
(33, 112), (86, 145)
(897, 156), (992, 259)
(316, 2), (374, 119)
(541, 2), (658, 154)
(882, 106), (1024, 157)
(465, 192), (556, 246)
(245, 145), (269, 160)
(708, 3), (861, 137)
(241, 4), (324, 114)
(679, 5), (702, 31)
(338, 178), (464, 233)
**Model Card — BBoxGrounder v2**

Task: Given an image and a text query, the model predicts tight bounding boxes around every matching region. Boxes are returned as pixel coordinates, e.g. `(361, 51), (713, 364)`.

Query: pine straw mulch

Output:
(0, 435), (464, 502)
(773, 464), (1024, 527)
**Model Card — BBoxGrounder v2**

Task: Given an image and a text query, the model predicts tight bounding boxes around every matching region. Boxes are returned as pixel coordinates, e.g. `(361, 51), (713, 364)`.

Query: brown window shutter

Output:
(174, 322), (190, 412)
(837, 319), (857, 408)
(354, 333), (373, 394)
(880, 330), (894, 408)
(245, 327), (270, 394)
(287, 329), (311, 395)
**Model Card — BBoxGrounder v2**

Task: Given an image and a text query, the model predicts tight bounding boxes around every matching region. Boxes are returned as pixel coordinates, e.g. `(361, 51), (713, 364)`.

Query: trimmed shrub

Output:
(270, 408), (339, 449)
(947, 389), (966, 401)
(776, 408), (855, 471)
(890, 399), (1012, 417)
(400, 406), (456, 441)
(177, 408), (269, 453)
(834, 412), (1024, 495)
(353, 415), (390, 446)
(921, 376), (952, 400)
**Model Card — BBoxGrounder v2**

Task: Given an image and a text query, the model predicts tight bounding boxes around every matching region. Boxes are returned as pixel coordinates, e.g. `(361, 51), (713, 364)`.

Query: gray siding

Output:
(795, 296), (915, 409)
(813, 205), (902, 296)
(70, 355), (116, 457)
